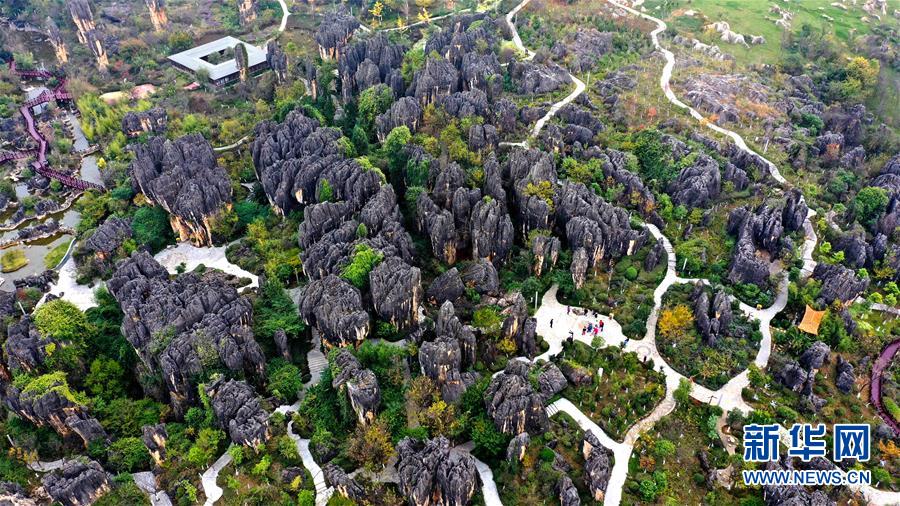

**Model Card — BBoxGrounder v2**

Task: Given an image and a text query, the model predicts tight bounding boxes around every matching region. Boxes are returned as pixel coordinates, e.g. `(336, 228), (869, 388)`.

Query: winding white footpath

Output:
(287, 421), (334, 506)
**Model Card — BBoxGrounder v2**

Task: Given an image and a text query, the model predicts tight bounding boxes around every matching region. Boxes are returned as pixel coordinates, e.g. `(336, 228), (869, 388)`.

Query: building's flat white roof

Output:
(167, 36), (266, 80)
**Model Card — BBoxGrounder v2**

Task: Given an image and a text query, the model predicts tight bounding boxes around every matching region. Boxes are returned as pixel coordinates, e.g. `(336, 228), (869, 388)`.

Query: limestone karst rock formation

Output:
(582, 431), (613, 502)
(558, 476), (581, 506)
(395, 436), (479, 506)
(331, 349), (381, 425)
(507, 432), (530, 462)
(668, 153), (721, 208)
(266, 41), (288, 83)
(369, 257), (422, 330)
(41, 459), (111, 506)
(0, 482), (37, 506)
(121, 107), (167, 137)
(298, 275), (370, 347)
(107, 252), (265, 415)
(206, 377), (270, 446)
(315, 8), (360, 60)
(691, 284), (733, 347)
(130, 134), (232, 246)
(418, 301), (478, 403)
(74, 216), (132, 279)
(835, 355), (856, 394)
(531, 233), (561, 277)
(812, 263), (869, 305)
(235, 42), (249, 82)
(66, 0), (109, 70)
(252, 111), (381, 215)
(500, 293), (538, 358)
(237, 0), (257, 26)
(3, 317), (58, 374)
(142, 424), (168, 466)
(470, 197), (514, 265)
(46, 17), (68, 63)
(1, 374), (108, 447)
(144, 0), (168, 31)
(426, 268), (465, 304)
(323, 463), (364, 501)
(459, 259), (500, 295)
(337, 33), (406, 102)
(484, 361), (549, 435)
(376, 97), (422, 141)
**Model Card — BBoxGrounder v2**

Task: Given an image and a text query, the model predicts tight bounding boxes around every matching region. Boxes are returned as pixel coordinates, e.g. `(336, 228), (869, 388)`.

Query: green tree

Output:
(347, 419), (395, 471)
(33, 300), (89, 372)
(318, 179), (334, 202)
(254, 279), (305, 341)
(633, 129), (673, 185)
(853, 186), (888, 228)
(132, 206), (174, 253)
(384, 126), (412, 178)
(674, 378), (691, 405)
(470, 415), (509, 459)
(267, 359), (303, 403)
(357, 84), (394, 133)
(340, 244), (384, 288)
(107, 437), (151, 473)
(653, 439), (676, 461)
(85, 358), (125, 400)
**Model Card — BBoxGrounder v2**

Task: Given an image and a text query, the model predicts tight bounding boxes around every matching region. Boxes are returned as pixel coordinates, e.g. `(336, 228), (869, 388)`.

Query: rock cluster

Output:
(66, 0), (109, 70)
(331, 349), (381, 424)
(316, 8), (360, 60)
(144, 0), (168, 31)
(298, 275), (369, 348)
(46, 16), (68, 63)
(3, 317), (55, 374)
(553, 28), (614, 73)
(582, 431), (613, 502)
(107, 252), (264, 415)
(41, 459), (111, 506)
(762, 456), (835, 506)
(501, 293), (538, 358)
(237, 0), (257, 26)
(75, 216), (132, 278)
(323, 463), (364, 501)
(252, 111), (379, 214)
(1, 374), (108, 447)
(811, 263), (869, 306)
(726, 192), (807, 286)
(0, 482), (37, 506)
(376, 97), (421, 141)
(206, 377), (270, 446)
(426, 268), (465, 304)
(130, 134), (232, 246)
(484, 361), (549, 434)
(668, 154), (721, 208)
(776, 341), (831, 413)
(418, 301), (478, 403)
(594, 149), (660, 225)
(532, 233), (561, 277)
(121, 107), (166, 137)
(369, 257), (422, 330)
(266, 40), (288, 83)
(691, 284), (733, 347)
(142, 424), (168, 466)
(508, 61), (570, 95)
(683, 74), (769, 124)
(835, 355), (855, 394)
(338, 34), (405, 102)
(871, 154), (900, 236)
(396, 436), (478, 506)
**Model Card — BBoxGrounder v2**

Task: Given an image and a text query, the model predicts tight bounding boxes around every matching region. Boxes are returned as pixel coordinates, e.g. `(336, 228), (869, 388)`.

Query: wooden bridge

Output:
(4, 59), (104, 192)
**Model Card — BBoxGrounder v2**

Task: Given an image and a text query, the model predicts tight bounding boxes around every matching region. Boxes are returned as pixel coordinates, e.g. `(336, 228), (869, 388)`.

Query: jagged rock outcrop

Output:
(376, 97), (421, 141)
(419, 301), (477, 403)
(426, 268), (465, 304)
(41, 459), (111, 506)
(46, 17), (68, 63)
(418, 193), (458, 265)
(726, 201), (793, 285)
(396, 436), (478, 506)
(691, 284), (733, 347)
(1, 376), (108, 447)
(558, 476), (581, 506)
(266, 40), (288, 83)
(811, 263), (869, 305)
(413, 56), (459, 105)
(121, 107), (167, 137)
(598, 149), (660, 225)
(370, 257), (422, 330)
(459, 259), (500, 295)
(762, 456), (836, 506)
(316, 9), (360, 60)
(798, 341), (830, 370)
(107, 252), (264, 414)
(508, 61), (570, 95)
(253, 111), (381, 215)
(142, 424), (168, 466)
(531, 234), (561, 277)
(74, 216), (132, 278)
(0, 482), (37, 506)
(781, 189), (808, 233)
(337, 33), (405, 101)
(237, 0), (257, 26)
(501, 294), (538, 358)
(776, 359), (810, 393)
(144, 0), (168, 31)
(562, 28), (614, 73)
(470, 197), (513, 265)
(644, 239), (666, 271)
(871, 154), (900, 236)
(537, 363), (568, 399)
(206, 377), (270, 446)
(332, 349), (382, 424)
(274, 329), (291, 361)
(66, 0), (109, 70)
(507, 432), (530, 462)
(323, 463), (364, 501)
(235, 42), (249, 82)
(2, 317), (56, 374)
(484, 361), (549, 434)
(668, 154), (721, 208)
(835, 355), (855, 394)
(130, 134), (231, 246)
(582, 431), (613, 502)
(298, 275), (369, 348)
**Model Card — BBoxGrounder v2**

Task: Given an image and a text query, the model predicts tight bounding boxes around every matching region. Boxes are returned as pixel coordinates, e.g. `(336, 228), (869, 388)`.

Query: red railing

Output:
(872, 339), (900, 434)
(4, 58), (104, 191)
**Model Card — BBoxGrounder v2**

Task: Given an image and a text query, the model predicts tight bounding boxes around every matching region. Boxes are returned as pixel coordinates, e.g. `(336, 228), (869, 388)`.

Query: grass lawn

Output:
(554, 341), (666, 441)
(1, 249), (28, 273)
(44, 239), (72, 269)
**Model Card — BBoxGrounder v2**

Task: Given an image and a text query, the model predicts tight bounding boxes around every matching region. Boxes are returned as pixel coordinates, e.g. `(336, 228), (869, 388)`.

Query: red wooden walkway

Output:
(4, 59), (104, 192)
(871, 339), (900, 434)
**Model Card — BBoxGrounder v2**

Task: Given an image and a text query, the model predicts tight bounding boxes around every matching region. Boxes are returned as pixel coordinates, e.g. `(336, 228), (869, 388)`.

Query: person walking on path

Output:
(549, 318), (554, 328)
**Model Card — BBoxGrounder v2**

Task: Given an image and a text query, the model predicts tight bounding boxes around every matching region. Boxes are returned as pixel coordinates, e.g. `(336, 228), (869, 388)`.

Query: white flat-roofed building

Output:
(168, 36), (267, 86)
